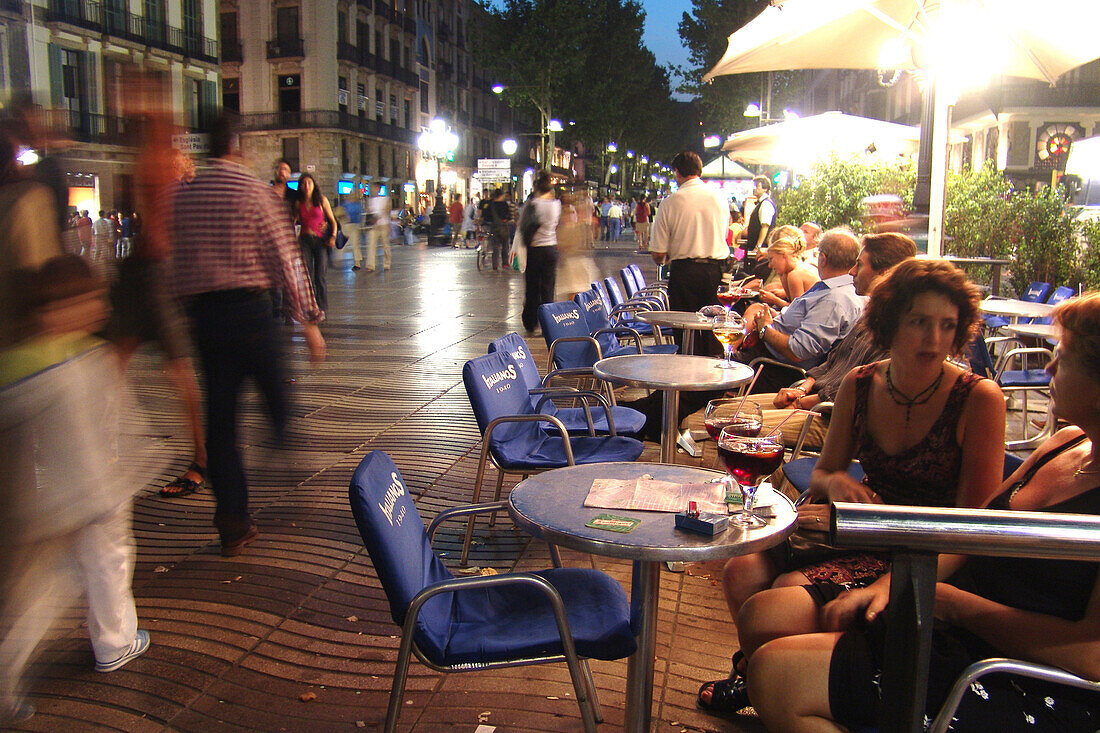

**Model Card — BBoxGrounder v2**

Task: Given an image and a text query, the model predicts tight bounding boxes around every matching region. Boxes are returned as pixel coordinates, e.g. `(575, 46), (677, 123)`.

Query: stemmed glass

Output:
(717, 430), (784, 527)
(703, 399), (762, 440)
(711, 311), (745, 368)
(716, 280), (740, 312)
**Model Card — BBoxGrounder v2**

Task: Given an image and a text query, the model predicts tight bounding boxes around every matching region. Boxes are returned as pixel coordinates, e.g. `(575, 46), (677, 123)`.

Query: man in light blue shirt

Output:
(739, 228), (863, 392)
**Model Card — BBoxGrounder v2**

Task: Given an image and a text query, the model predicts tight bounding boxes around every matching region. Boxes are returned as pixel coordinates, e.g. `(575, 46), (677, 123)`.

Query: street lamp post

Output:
(417, 118), (459, 246)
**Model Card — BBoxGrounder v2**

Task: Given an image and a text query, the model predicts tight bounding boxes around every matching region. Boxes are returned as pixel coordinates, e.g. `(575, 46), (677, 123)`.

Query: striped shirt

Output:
(806, 315), (883, 402)
(168, 159), (322, 324)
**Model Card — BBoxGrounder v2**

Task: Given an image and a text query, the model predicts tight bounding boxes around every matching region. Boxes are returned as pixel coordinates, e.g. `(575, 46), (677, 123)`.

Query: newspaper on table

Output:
(583, 475), (728, 514)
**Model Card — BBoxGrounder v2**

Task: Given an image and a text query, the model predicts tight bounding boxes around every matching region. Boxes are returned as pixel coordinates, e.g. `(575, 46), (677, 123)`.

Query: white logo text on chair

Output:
(379, 471), (408, 527)
(552, 311), (581, 323)
(481, 364), (517, 391)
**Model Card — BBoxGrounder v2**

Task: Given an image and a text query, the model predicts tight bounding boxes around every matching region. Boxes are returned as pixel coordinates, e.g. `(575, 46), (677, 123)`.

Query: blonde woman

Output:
(759, 225), (819, 309)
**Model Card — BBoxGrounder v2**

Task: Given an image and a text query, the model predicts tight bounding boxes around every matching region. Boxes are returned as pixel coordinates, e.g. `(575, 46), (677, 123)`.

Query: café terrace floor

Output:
(12, 236), (1039, 733)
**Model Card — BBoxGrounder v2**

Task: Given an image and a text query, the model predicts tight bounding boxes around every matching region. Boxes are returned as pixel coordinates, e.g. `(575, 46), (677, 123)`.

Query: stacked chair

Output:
(349, 450), (637, 733)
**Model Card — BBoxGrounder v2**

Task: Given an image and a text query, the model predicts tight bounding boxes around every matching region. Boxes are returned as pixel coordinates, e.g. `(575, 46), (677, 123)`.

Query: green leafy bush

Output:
(1079, 219), (1100, 292)
(775, 155), (914, 233)
(1005, 186), (1082, 296)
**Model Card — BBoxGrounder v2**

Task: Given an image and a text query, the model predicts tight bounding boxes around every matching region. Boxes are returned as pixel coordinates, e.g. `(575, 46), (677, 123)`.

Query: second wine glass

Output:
(711, 311), (745, 368)
(716, 430), (783, 527)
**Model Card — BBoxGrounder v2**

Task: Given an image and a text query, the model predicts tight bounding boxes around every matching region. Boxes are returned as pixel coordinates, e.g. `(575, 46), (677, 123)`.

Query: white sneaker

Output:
(95, 629), (150, 673)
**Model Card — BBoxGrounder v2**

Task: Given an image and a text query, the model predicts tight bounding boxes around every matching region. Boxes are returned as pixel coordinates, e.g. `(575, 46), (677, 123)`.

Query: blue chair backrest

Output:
(603, 277), (626, 308)
(349, 451), (454, 652)
(620, 267), (640, 298)
(964, 333), (996, 379)
(591, 281), (614, 314)
(1032, 286), (1074, 325)
(627, 263), (649, 289)
(537, 301), (601, 368)
(1022, 282), (1051, 303)
(487, 332), (544, 394)
(574, 290), (612, 332)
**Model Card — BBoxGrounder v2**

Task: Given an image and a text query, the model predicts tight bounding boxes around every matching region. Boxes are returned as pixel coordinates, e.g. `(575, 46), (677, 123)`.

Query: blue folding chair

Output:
(574, 289), (673, 347)
(349, 451), (636, 733)
(984, 281), (1051, 330)
(620, 266), (668, 307)
(488, 332), (646, 435)
(462, 351), (644, 562)
(967, 333), (1053, 449)
(627, 263), (667, 292)
(538, 301), (677, 374)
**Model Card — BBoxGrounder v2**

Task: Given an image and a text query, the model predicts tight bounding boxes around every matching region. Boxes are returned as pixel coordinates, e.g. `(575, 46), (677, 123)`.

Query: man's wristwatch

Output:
(757, 323), (769, 342)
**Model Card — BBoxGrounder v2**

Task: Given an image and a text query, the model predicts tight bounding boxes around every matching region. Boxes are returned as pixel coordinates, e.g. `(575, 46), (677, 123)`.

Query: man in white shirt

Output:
(365, 183), (391, 271)
(607, 199), (623, 240)
(650, 150), (730, 356)
(92, 210), (114, 263)
(744, 176), (775, 254)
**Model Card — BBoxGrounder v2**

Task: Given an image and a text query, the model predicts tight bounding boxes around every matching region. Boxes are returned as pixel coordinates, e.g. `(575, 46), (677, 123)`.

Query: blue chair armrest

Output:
(427, 501), (511, 541)
(531, 388), (617, 436)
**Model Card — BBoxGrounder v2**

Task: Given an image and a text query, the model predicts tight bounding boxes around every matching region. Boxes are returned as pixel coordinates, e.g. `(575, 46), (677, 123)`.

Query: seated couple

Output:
(699, 277), (1100, 732)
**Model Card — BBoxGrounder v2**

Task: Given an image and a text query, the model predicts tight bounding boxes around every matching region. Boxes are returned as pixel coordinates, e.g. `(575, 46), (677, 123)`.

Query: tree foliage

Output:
(472, 0), (682, 160)
(677, 0), (804, 135)
(775, 156), (915, 233)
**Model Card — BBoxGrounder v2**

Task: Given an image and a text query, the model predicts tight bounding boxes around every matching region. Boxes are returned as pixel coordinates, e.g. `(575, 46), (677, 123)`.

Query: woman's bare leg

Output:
(721, 551), (780, 621)
(749, 633), (845, 733)
(737, 585), (823, 660)
(166, 357), (207, 471)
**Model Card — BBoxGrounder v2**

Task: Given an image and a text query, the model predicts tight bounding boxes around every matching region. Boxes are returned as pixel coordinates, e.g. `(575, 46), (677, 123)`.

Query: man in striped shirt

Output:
(169, 115), (325, 557)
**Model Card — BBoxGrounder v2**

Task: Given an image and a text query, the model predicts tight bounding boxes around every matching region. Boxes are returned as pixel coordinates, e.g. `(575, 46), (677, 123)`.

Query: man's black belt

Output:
(673, 257), (726, 264)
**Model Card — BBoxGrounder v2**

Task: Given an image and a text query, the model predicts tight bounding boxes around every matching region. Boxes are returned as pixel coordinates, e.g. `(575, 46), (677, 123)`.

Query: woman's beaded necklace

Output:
(885, 363), (945, 426)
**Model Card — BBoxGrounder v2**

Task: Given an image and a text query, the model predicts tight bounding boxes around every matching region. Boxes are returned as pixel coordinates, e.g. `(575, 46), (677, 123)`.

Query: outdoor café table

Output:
(979, 297), (1054, 323)
(1004, 321), (1059, 342)
(507, 461), (798, 733)
(594, 354), (754, 464)
(635, 309), (715, 354)
(941, 256), (1012, 296)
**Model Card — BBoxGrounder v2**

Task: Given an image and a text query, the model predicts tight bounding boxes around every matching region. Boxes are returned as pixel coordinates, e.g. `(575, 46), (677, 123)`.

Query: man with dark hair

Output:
(168, 114), (325, 557)
(649, 150), (730, 356)
(745, 175), (774, 253)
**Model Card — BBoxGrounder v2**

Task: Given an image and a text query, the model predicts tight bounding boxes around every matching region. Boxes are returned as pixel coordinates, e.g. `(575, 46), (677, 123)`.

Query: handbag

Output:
(335, 224), (348, 250)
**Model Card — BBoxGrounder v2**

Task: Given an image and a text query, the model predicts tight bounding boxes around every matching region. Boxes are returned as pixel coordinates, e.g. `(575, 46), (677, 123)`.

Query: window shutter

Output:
(48, 43), (63, 107)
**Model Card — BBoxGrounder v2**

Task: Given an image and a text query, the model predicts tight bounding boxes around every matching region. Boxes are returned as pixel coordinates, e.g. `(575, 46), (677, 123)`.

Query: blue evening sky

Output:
(640, 0), (694, 75)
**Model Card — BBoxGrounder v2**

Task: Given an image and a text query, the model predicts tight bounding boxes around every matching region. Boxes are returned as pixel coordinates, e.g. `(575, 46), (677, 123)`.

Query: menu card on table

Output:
(584, 476), (728, 514)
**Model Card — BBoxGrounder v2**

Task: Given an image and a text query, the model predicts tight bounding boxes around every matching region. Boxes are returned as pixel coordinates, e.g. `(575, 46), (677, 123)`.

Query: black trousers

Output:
(186, 290), (288, 540)
(522, 245), (559, 331)
(668, 258), (725, 356)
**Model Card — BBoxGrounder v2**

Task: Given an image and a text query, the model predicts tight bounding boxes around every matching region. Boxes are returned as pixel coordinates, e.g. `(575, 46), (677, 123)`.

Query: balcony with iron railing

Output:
(45, 0), (217, 64)
(267, 37), (304, 59)
(238, 110), (417, 146)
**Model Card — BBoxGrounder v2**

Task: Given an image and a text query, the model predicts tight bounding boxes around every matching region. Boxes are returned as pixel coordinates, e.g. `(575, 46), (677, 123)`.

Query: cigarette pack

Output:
(675, 510), (729, 536)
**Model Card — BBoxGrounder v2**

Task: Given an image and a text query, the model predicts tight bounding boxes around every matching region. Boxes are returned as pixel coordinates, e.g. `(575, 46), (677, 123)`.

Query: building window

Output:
(276, 5), (299, 45)
(375, 86), (383, 120)
(338, 9), (347, 44)
(278, 74), (301, 113)
(375, 30), (382, 56)
(357, 83), (366, 117)
(404, 99), (411, 129)
(182, 0), (202, 57)
(378, 145), (385, 177)
(390, 94), (398, 126)
(219, 11), (238, 60)
(358, 20), (368, 50)
(223, 77), (240, 113)
(282, 137), (300, 172)
(419, 80), (428, 113)
(145, 0), (167, 45)
(338, 76), (348, 114)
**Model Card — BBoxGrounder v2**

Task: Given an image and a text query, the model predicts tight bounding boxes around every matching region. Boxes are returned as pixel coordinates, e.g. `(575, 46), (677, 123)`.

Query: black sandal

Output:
(697, 676), (751, 714)
(159, 462), (207, 498)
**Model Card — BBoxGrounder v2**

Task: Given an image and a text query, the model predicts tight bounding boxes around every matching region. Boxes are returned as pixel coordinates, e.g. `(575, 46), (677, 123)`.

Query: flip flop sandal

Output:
(159, 462), (206, 498)
(697, 675), (751, 714)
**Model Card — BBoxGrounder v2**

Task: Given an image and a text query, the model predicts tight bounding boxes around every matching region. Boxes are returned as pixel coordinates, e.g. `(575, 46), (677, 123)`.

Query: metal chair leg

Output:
(384, 629), (418, 733)
(580, 659), (604, 723)
(462, 443), (492, 566)
(488, 470), (507, 527)
(563, 646), (599, 733)
(549, 543), (563, 568)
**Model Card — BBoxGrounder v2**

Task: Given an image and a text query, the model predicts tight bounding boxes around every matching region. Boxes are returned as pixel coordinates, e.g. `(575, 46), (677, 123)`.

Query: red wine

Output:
(717, 291), (739, 307)
(717, 442), (783, 485)
(704, 416), (736, 439)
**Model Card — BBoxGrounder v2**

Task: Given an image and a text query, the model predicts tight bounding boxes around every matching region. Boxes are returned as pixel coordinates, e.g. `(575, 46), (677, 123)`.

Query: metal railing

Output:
(831, 502), (1100, 733)
(44, 0), (217, 63)
(238, 110), (417, 146)
(267, 37), (304, 59)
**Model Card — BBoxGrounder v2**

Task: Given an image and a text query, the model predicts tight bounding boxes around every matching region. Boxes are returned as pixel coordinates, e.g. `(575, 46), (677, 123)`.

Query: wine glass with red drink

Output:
(717, 430), (783, 527)
(703, 399), (762, 440)
(716, 280), (740, 312)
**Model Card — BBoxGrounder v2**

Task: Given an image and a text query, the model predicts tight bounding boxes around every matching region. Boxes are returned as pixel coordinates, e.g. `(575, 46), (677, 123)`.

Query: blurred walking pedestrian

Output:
(167, 114), (325, 557)
(516, 170), (561, 332)
(295, 173), (337, 313)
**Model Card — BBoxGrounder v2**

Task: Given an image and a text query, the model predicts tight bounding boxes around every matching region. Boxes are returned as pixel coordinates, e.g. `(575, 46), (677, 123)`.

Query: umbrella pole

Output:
(928, 77), (952, 259)
(913, 80), (936, 255)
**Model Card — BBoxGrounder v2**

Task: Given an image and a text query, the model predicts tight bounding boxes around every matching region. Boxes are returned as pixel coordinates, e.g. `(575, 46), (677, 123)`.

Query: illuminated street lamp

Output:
(417, 118), (459, 205)
(501, 138), (518, 156)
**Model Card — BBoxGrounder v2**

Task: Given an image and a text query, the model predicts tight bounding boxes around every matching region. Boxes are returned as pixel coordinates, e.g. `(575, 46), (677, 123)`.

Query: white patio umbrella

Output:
(700, 155), (754, 180)
(702, 0), (1100, 255)
(720, 111), (954, 167)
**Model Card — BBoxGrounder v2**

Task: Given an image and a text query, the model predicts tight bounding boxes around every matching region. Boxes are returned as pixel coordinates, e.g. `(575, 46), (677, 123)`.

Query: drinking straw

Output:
(764, 408), (804, 439)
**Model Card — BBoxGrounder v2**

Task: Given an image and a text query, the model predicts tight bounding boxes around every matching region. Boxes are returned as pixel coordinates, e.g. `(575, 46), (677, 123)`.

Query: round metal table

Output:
(635, 310), (715, 354)
(1004, 322), (1059, 341)
(508, 462), (797, 733)
(594, 354), (754, 463)
(979, 298), (1054, 322)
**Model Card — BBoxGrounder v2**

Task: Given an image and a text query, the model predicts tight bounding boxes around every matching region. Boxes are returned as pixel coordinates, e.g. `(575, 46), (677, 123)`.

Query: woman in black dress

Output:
(737, 292), (1100, 732)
